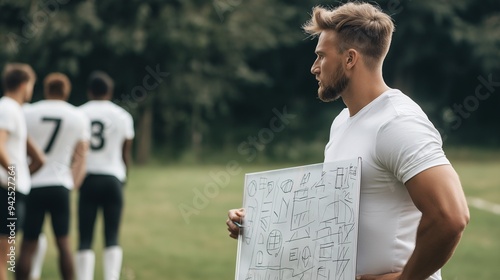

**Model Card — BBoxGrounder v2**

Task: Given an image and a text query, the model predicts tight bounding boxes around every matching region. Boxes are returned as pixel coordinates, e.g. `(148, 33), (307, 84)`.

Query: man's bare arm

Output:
(401, 165), (470, 279)
(122, 139), (133, 179)
(27, 136), (45, 174)
(71, 140), (89, 190)
(0, 130), (10, 171)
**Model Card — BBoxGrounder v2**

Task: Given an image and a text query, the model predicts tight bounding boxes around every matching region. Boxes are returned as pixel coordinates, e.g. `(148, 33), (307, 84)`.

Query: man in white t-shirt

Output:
(17, 73), (90, 280)
(0, 63), (44, 280)
(78, 71), (134, 280)
(227, 3), (470, 280)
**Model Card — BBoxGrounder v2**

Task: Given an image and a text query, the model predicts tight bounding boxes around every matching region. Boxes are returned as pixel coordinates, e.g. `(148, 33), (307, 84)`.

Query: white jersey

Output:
(324, 89), (449, 280)
(79, 100), (134, 181)
(0, 96), (31, 194)
(24, 100), (90, 189)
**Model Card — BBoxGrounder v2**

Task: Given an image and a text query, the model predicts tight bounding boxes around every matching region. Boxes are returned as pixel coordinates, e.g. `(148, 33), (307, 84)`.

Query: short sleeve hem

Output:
(401, 160), (450, 184)
(376, 114), (450, 184)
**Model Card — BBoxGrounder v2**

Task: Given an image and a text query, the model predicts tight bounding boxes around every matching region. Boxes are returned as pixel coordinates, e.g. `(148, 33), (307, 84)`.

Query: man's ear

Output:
(18, 82), (27, 92)
(345, 49), (358, 70)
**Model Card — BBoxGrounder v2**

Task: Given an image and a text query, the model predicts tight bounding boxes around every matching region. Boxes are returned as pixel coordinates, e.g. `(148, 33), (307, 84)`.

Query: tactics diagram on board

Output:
(235, 158), (361, 280)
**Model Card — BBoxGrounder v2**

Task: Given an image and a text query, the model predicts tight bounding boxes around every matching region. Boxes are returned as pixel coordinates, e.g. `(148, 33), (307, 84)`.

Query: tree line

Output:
(1, 0), (498, 163)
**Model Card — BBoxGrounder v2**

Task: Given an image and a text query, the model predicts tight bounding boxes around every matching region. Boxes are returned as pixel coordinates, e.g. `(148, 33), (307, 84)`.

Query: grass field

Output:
(12, 149), (500, 279)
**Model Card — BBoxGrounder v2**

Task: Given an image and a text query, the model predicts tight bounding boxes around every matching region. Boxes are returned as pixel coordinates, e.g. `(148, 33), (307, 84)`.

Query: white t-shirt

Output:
(24, 100), (90, 189)
(0, 96), (31, 194)
(79, 100), (134, 181)
(324, 89), (449, 280)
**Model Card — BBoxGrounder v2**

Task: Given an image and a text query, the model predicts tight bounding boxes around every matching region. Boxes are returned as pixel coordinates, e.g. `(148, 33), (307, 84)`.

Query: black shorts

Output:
(78, 174), (124, 249)
(23, 186), (70, 240)
(0, 187), (27, 235)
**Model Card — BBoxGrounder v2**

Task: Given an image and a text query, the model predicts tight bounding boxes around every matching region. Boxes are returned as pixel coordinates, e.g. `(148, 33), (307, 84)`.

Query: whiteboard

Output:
(235, 158), (361, 280)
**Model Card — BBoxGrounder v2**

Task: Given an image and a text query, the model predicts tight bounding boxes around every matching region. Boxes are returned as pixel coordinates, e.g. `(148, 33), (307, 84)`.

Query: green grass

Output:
(9, 153), (500, 279)
(442, 160), (500, 280)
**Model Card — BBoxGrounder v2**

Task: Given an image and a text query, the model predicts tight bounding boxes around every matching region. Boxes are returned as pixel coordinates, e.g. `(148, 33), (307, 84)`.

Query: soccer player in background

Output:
(77, 71), (134, 280)
(0, 63), (44, 280)
(17, 73), (90, 280)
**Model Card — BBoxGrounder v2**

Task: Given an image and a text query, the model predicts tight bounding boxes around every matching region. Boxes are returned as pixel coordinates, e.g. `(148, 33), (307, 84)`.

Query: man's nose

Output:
(311, 64), (318, 75)
(311, 60), (319, 75)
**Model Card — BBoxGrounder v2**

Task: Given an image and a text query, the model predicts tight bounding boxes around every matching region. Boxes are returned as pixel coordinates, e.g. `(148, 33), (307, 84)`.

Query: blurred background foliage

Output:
(1, 0), (499, 164)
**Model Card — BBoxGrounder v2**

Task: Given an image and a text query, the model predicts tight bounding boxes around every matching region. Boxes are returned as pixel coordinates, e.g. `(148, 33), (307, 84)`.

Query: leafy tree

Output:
(1, 0), (498, 164)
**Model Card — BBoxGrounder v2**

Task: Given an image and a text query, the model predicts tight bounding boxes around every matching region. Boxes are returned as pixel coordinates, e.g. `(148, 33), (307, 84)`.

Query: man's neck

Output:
(90, 98), (110, 101)
(45, 96), (65, 101)
(342, 72), (390, 117)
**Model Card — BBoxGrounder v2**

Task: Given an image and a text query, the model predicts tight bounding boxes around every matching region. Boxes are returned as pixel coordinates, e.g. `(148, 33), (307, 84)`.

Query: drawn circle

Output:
(266, 230), (282, 256)
(280, 179), (293, 193)
(247, 180), (257, 197)
(301, 246), (311, 267)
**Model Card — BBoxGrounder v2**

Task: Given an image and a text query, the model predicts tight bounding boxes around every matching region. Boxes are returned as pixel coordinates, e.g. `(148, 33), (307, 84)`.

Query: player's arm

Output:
(27, 136), (45, 174)
(122, 138), (133, 179)
(0, 130), (10, 171)
(358, 165), (470, 280)
(400, 165), (469, 279)
(71, 140), (89, 190)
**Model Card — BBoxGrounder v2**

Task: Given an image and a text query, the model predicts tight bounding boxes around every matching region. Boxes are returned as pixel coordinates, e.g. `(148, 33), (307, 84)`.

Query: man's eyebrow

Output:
(315, 50), (325, 55)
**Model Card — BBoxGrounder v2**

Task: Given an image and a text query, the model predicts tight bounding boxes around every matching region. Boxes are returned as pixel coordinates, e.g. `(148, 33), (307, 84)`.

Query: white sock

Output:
(103, 246), (122, 280)
(76, 250), (95, 280)
(29, 233), (47, 280)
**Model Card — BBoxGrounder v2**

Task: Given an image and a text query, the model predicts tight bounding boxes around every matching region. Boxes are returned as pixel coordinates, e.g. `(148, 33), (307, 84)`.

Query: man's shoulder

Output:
(112, 104), (131, 115)
(381, 89), (426, 118)
(375, 91), (439, 141)
(0, 98), (23, 132)
(104, 102), (133, 123)
(0, 97), (19, 113)
(63, 104), (90, 124)
(80, 101), (130, 116)
(27, 100), (80, 116)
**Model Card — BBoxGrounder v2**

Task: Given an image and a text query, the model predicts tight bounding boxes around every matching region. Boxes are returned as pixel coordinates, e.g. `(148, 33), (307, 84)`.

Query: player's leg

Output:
(16, 240), (38, 280)
(55, 236), (73, 280)
(16, 188), (45, 280)
(75, 250), (94, 280)
(76, 175), (99, 280)
(102, 176), (124, 280)
(0, 236), (9, 280)
(29, 233), (47, 280)
(49, 186), (74, 280)
(0, 187), (12, 280)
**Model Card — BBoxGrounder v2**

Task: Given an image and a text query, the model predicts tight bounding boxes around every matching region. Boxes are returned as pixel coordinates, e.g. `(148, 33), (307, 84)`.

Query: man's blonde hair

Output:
(303, 2), (395, 68)
(44, 72), (72, 98)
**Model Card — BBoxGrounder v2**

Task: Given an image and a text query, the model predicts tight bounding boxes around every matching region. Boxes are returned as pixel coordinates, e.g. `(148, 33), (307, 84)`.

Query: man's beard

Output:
(318, 65), (349, 102)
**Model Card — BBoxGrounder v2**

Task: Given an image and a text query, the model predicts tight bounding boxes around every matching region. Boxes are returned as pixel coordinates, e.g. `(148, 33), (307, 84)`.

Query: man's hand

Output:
(27, 136), (45, 174)
(356, 272), (401, 280)
(226, 208), (245, 239)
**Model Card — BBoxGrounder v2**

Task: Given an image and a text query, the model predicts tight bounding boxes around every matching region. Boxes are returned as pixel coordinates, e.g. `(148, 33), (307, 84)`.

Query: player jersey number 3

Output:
(90, 120), (105, 151)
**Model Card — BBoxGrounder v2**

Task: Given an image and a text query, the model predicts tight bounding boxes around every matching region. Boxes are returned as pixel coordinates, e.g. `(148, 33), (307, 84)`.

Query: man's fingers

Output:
(229, 232), (238, 239)
(226, 218), (239, 231)
(226, 218), (240, 237)
(228, 208), (246, 221)
(235, 208), (245, 217)
(227, 208), (246, 239)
